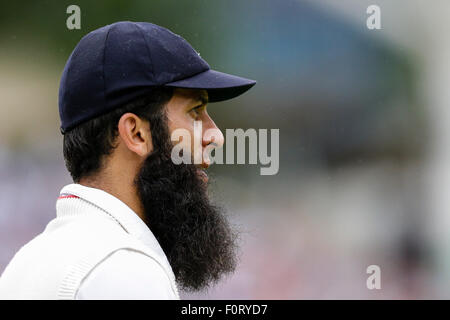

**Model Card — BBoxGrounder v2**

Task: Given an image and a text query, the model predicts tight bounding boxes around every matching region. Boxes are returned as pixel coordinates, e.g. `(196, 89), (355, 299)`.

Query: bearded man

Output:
(0, 21), (255, 299)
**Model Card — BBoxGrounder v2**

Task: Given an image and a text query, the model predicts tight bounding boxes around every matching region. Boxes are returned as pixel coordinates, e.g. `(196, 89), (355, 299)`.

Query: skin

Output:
(79, 88), (224, 222)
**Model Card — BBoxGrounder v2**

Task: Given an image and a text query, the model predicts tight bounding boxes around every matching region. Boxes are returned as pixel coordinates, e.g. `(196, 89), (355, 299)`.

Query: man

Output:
(0, 21), (255, 299)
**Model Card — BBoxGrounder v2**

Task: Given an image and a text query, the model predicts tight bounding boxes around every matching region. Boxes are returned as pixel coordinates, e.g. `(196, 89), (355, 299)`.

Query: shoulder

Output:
(76, 249), (177, 300)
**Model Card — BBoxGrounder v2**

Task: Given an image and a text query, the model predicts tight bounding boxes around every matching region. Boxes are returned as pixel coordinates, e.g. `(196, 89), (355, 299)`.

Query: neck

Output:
(78, 174), (146, 222)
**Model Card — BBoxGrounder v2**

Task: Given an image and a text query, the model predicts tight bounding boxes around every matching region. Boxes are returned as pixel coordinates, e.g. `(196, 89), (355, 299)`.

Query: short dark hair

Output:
(63, 87), (174, 182)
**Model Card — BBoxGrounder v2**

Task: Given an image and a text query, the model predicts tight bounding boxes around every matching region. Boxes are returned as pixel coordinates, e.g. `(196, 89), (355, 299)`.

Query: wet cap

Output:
(59, 21), (256, 133)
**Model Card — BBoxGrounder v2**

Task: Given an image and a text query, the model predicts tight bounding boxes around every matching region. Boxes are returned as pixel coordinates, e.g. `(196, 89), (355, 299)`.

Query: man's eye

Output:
(190, 105), (203, 115)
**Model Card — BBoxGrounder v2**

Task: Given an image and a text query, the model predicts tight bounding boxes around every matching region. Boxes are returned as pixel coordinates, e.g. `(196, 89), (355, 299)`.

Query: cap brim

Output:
(164, 69), (256, 102)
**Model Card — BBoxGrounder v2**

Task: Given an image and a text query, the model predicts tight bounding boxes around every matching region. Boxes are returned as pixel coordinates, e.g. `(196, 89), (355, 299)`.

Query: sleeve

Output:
(75, 249), (177, 300)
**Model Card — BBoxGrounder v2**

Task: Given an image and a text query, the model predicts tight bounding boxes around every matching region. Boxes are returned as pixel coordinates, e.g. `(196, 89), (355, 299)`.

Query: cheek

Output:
(167, 107), (198, 134)
(168, 119), (196, 154)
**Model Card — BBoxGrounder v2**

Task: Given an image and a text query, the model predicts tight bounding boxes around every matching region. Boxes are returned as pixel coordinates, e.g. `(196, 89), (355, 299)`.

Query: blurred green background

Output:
(2, 0), (450, 299)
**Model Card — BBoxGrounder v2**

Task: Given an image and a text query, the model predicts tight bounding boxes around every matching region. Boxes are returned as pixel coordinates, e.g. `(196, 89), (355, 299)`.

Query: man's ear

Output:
(117, 113), (154, 157)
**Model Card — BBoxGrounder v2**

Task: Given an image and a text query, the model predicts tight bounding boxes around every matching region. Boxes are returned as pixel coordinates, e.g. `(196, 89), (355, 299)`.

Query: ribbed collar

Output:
(57, 183), (176, 285)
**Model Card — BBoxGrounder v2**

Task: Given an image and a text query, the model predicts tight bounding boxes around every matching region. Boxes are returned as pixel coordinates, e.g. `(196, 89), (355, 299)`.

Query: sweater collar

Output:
(57, 183), (172, 272)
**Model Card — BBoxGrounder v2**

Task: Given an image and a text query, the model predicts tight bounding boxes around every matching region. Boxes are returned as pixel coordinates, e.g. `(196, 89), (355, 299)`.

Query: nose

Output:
(202, 117), (224, 149)
(200, 116), (224, 168)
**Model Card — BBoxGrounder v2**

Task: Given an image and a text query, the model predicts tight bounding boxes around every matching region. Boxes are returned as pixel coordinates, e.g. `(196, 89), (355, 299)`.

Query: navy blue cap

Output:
(59, 21), (256, 133)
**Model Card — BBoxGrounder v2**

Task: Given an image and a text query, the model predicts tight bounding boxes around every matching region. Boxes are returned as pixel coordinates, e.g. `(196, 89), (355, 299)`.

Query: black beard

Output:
(135, 145), (238, 292)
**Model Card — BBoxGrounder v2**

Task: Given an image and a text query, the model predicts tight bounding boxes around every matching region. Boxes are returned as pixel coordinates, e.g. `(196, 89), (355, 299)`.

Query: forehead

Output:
(172, 88), (208, 105)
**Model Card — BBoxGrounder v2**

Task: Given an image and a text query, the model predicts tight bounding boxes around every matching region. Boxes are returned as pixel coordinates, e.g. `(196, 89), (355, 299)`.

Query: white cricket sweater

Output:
(0, 183), (180, 300)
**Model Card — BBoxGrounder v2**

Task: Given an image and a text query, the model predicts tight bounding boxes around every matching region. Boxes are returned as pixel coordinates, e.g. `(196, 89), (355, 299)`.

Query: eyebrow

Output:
(185, 91), (209, 109)
(194, 92), (208, 106)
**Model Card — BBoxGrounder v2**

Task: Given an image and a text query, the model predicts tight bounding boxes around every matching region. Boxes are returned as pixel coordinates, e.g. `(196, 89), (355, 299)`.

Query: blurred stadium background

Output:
(1, 0), (450, 299)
